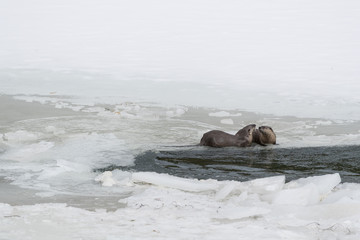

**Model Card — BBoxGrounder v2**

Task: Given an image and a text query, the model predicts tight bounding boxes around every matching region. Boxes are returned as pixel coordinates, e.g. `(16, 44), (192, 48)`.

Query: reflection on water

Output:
(98, 145), (360, 183)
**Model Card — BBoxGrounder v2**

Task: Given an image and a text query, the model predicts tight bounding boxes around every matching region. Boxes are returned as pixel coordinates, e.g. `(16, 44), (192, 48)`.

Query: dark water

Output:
(98, 145), (360, 183)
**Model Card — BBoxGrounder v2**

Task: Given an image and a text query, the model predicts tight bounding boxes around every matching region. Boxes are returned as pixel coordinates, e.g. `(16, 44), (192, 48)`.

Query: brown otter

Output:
(253, 126), (276, 146)
(199, 124), (256, 148)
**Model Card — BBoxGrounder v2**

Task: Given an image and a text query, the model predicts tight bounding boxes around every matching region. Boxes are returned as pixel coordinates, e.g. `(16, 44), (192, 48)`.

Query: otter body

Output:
(253, 126), (276, 146)
(200, 124), (256, 148)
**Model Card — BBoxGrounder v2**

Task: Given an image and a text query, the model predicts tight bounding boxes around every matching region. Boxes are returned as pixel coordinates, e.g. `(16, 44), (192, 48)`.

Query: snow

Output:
(1, 0), (360, 119)
(95, 171), (117, 187)
(1, 0), (360, 239)
(2, 174), (360, 240)
(132, 172), (219, 193)
(209, 111), (243, 118)
(220, 118), (234, 125)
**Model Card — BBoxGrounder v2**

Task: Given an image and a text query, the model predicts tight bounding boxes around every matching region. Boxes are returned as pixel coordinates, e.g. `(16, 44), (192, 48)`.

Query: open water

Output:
(99, 145), (360, 183)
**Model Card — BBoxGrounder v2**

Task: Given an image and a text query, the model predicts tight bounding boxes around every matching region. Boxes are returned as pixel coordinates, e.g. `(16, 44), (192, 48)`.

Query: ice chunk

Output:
(166, 108), (187, 118)
(209, 111), (231, 117)
(286, 173), (341, 197)
(267, 174), (341, 206)
(270, 183), (320, 206)
(0, 203), (13, 217)
(209, 111), (242, 117)
(248, 175), (285, 194)
(111, 170), (133, 186)
(131, 172), (219, 192)
(3, 130), (39, 143)
(45, 126), (66, 135)
(322, 182), (360, 204)
(214, 176), (285, 200)
(220, 118), (234, 125)
(215, 183), (236, 200)
(95, 171), (117, 187)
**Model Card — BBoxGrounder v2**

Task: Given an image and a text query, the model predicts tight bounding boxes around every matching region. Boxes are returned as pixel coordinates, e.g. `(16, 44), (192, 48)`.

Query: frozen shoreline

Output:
(2, 172), (360, 240)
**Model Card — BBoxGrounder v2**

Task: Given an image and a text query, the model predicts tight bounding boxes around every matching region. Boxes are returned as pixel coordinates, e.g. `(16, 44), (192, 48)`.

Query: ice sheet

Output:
(1, 174), (360, 240)
(1, 0), (360, 239)
(1, 0), (360, 120)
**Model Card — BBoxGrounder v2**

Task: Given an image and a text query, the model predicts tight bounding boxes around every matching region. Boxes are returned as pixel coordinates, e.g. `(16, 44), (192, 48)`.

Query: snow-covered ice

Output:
(1, 0), (360, 239)
(2, 174), (360, 240)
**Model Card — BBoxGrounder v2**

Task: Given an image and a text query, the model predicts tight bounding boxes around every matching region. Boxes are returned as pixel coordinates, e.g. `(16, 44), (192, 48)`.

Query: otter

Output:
(199, 124), (256, 148)
(253, 126), (276, 146)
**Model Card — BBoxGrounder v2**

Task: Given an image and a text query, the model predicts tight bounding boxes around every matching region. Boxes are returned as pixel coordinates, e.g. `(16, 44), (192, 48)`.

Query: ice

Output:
(95, 171), (117, 187)
(0, 203), (13, 217)
(265, 174), (341, 206)
(38, 159), (91, 180)
(215, 204), (271, 220)
(220, 118), (234, 125)
(270, 183), (321, 206)
(322, 183), (360, 204)
(2, 173), (360, 239)
(45, 126), (66, 136)
(1, 0), (360, 239)
(131, 172), (219, 193)
(166, 108), (187, 118)
(215, 183), (236, 200)
(0, 130), (135, 194)
(248, 175), (286, 194)
(94, 170), (136, 188)
(1, 0), (360, 120)
(286, 173), (341, 197)
(209, 111), (242, 117)
(3, 130), (40, 143)
(2, 141), (54, 161)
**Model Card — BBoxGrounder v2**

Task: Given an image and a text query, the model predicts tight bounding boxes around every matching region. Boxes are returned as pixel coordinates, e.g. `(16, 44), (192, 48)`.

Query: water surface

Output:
(102, 145), (360, 183)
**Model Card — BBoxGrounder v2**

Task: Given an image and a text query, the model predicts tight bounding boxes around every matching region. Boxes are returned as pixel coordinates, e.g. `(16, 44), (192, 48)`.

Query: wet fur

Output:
(253, 126), (276, 146)
(200, 124), (256, 148)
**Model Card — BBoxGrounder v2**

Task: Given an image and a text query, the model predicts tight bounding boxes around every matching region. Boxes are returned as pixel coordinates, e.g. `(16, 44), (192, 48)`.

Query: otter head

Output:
(257, 126), (276, 145)
(235, 124), (256, 140)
